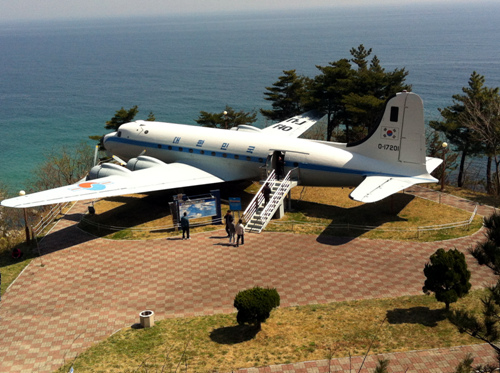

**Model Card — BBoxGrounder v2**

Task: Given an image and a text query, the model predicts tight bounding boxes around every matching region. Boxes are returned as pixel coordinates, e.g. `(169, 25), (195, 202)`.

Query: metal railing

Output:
(32, 202), (70, 237)
(243, 170), (276, 223)
(266, 204), (479, 237)
(80, 216), (223, 233)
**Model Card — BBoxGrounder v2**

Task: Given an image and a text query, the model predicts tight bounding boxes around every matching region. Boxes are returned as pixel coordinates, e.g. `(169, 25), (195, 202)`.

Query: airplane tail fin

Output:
(346, 91), (441, 203)
(347, 91), (427, 166)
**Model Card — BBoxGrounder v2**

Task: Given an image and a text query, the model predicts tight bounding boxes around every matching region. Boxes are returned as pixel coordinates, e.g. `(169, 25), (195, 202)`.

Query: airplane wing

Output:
(349, 174), (438, 203)
(262, 110), (324, 138)
(1, 162), (224, 208)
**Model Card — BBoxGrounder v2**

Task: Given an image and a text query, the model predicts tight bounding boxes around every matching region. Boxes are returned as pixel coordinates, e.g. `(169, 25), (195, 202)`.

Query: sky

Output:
(0, 0), (477, 23)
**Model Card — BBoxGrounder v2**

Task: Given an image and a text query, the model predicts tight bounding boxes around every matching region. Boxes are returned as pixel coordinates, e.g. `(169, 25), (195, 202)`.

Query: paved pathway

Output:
(0, 188), (498, 372)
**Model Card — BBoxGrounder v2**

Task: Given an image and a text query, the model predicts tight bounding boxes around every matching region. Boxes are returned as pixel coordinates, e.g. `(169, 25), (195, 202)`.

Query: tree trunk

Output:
(487, 156), (493, 194)
(457, 148), (468, 188)
(495, 155), (500, 196)
(326, 112), (332, 142)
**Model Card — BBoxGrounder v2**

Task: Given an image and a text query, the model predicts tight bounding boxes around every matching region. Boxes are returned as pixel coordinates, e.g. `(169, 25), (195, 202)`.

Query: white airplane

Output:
(1, 91), (441, 209)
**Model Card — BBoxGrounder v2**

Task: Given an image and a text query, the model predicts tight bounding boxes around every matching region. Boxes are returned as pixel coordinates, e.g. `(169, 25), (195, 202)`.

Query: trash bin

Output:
(139, 310), (154, 328)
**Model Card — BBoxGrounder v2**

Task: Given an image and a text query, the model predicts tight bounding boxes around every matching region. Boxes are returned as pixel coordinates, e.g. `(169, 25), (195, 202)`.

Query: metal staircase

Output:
(243, 169), (298, 233)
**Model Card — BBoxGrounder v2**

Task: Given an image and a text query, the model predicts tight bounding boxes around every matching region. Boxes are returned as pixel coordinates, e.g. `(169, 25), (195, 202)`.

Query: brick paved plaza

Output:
(0, 187), (498, 372)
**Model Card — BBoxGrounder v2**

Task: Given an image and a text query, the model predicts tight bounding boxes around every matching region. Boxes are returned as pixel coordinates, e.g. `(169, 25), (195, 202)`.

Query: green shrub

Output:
(423, 248), (471, 311)
(233, 286), (280, 329)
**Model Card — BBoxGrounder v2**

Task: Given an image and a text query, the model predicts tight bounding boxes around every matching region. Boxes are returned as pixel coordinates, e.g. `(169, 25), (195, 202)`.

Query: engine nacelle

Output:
(126, 156), (168, 171)
(87, 163), (132, 180)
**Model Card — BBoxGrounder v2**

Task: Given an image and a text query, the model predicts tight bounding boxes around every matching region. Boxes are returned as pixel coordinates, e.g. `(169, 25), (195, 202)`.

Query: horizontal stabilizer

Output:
(426, 156), (443, 174)
(262, 110), (324, 138)
(350, 174), (437, 203)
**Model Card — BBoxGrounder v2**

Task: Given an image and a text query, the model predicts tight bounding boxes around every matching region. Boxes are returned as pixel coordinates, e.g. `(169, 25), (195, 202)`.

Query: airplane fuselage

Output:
(1, 92), (440, 209)
(103, 120), (424, 189)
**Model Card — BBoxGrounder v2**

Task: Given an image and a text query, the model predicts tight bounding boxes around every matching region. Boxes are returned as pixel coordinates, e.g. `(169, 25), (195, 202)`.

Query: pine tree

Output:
(423, 248), (471, 311)
(105, 105), (139, 131)
(430, 71), (499, 190)
(260, 70), (306, 122)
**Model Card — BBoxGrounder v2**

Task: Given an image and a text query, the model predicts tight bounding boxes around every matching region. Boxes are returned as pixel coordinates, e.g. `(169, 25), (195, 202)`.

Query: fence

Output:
(31, 202), (70, 237)
(267, 204), (479, 238)
(79, 215), (223, 233)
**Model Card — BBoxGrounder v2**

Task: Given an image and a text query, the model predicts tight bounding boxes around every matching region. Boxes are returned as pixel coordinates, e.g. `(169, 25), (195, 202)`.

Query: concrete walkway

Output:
(0, 188), (498, 372)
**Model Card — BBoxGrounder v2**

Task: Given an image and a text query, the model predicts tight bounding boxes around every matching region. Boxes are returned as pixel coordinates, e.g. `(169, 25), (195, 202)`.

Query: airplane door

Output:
(266, 151), (285, 178)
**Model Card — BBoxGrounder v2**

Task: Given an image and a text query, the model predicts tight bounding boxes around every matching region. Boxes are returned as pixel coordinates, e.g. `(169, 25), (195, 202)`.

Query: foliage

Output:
(261, 45), (410, 142)
(470, 213), (500, 275)
(0, 185), (24, 252)
(105, 105), (139, 131)
(374, 358), (390, 373)
(449, 213), (500, 365)
(461, 80), (500, 194)
(29, 142), (94, 192)
(423, 248), (471, 311)
(195, 105), (257, 129)
(426, 130), (458, 181)
(431, 71), (500, 191)
(451, 354), (497, 373)
(104, 105), (155, 131)
(260, 70), (307, 122)
(233, 286), (280, 329)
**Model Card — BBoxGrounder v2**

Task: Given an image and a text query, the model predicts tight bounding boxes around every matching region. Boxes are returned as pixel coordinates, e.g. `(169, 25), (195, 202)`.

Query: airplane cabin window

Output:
(168, 146), (172, 150)
(157, 144), (162, 148)
(145, 130), (149, 134)
(211, 152), (216, 156)
(179, 147), (183, 151)
(189, 149), (193, 153)
(234, 155), (239, 159)
(223, 153), (227, 158)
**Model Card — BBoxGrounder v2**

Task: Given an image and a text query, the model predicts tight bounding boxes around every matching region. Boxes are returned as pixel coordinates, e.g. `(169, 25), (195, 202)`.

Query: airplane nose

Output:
(102, 132), (116, 150)
(102, 132), (117, 156)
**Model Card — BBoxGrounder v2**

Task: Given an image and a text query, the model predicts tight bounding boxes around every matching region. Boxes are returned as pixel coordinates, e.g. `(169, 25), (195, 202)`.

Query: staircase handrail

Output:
(259, 170), (294, 224)
(243, 170), (276, 223)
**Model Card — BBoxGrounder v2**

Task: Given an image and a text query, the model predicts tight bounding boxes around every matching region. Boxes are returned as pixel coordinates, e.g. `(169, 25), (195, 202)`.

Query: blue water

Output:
(1, 2), (500, 194)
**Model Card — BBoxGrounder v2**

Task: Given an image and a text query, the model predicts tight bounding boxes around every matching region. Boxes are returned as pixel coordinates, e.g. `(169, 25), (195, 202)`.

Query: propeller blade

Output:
(112, 155), (127, 166)
(93, 145), (99, 166)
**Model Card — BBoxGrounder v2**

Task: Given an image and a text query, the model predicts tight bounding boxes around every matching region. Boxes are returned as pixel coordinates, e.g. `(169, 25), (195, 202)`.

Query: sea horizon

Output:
(1, 2), (499, 195)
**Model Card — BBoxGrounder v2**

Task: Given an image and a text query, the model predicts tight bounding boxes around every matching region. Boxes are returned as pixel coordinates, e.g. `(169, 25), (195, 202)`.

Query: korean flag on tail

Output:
(382, 127), (398, 140)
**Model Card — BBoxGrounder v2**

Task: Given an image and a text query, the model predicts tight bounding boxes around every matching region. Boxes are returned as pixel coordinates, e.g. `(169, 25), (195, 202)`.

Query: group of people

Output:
(179, 210), (245, 247)
(224, 210), (245, 247)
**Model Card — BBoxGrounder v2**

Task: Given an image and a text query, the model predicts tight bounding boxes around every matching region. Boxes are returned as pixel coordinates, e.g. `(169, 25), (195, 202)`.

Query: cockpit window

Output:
(117, 131), (122, 138)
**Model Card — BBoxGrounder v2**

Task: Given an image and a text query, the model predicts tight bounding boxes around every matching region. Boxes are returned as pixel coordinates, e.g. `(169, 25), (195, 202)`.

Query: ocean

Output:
(1, 2), (499, 194)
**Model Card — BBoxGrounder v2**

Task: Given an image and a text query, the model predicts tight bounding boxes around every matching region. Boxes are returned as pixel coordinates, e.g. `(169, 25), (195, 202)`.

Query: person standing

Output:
(181, 212), (190, 240)
(228, 220), (236, 245)
(263, 183), (271, 206)
(224, 210), (234, 237)
(276, 154), (285, 180)
(235, 219), (245, 247)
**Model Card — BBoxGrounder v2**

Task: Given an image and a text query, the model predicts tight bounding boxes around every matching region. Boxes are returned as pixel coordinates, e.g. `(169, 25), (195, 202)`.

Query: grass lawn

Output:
(54, 291), (488, 373)
(0, 242), (34, 296)
(79, 184), (483, 242)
